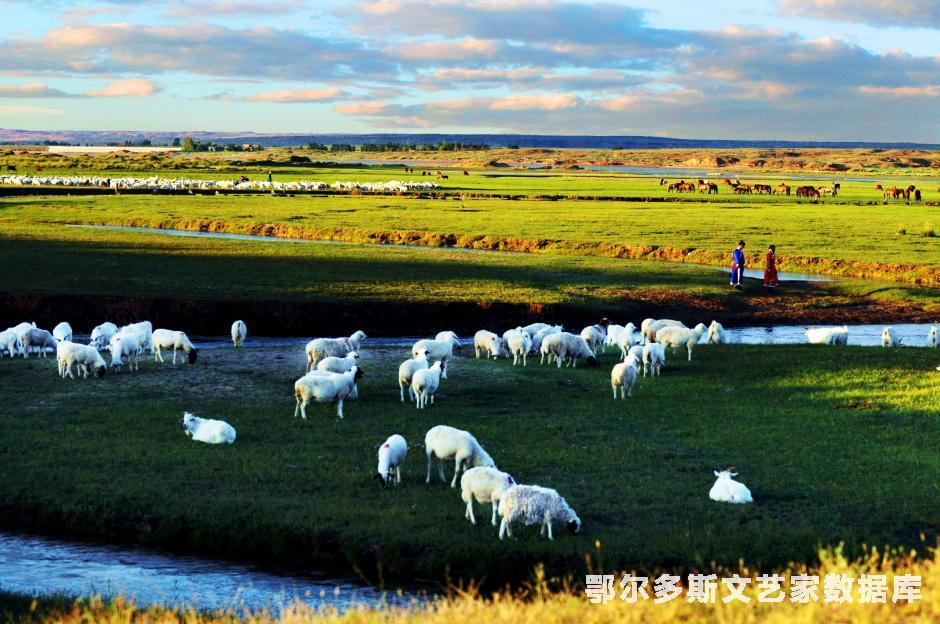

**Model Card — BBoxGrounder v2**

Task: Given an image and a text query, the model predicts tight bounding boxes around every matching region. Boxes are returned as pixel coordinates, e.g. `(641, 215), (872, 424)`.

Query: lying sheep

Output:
(89, 322), (118, 350)
(317, 351), (360, 374)
(709, 468), (753, 504)
(473, 330), (503, 359)
(231, 320), (247, 348)
(375, 434), (407, 487)
(805, 325), (849, 345)
(580, 325), (606, 355)
(643, 319), (686, 343)
(412, 361), (443, 409)
(398, 350), (430, 402)
(52, 322), (73, 343)
(19, 328), (57, 358)
(57, 341), (107, 379)
(294, 366), (363, 420)
(306, 330), (367, 372)
(655, 323), (707, 362)
(152, 329), (198, 364)
(183, 412), (236, 444)
(120, 321), (154, 354)
(707, 321), (726, 345)
(0, 329), (19, 357)
(425, 425), (496, 487)
(611, 356), (638, 399)
(882, 326), (902, 348)
(505, 329), (532, 366)
(929, 326), (938, 349)
(461, 467), (515, 526)
(497, 485), (581, 541)
(109, 332), (140, 372)
(541, 332), (598, 368)
(642, 343), (666, 377)
(412, 332), (460, 379)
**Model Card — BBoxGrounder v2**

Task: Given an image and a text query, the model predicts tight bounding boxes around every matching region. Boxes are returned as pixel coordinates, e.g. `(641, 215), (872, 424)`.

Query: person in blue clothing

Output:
(730, 240), (746, 288)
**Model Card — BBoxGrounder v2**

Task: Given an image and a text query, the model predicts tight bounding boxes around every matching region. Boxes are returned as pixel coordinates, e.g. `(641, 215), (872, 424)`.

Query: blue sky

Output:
(2, 0), (940, 140)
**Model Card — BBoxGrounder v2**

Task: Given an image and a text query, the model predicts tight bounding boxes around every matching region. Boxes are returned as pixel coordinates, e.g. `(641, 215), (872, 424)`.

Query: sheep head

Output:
(567, 516), (581, 534)
(187, 348), (198, 364)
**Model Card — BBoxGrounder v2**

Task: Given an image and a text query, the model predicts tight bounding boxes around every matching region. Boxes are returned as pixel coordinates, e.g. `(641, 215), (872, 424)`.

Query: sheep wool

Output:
(497, 485), (581, 541)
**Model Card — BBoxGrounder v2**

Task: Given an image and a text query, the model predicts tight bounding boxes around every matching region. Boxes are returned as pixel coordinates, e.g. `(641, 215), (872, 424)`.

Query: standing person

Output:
(267, 170), (273, 183)
(764, 244), (779, 291)
(730, 240), (746, 289)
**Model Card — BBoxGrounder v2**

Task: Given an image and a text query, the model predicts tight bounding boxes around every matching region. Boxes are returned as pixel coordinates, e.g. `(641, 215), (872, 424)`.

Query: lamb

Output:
(643, 319), (686, 343)
(412, 361), (443, 409)
(655, 323), (708, 361)
(531, 325), (562, 356)
(56, 341), (107, 379)
(805, 325), (849, 345)
(231, 320), (247, 348)
(929, 326), (938, 348)
(412, 332), (460, 379)
(460, 467), (515, 526)
(293, 366), (363, 419)
(119, 321), (154, 354)
(580, 325), (606, 355)
(152, 328), (198, 364)
(642, 342), (666, 377)
(882, 326), (902, 348)
(182, 412), (236, 444)
(52, 322), (73, 343)
(374, 434), (407, 488)
(497, 485), (581, 541)
(317, 351), (360, 374)
(541, 332), (598, 368)
(108, 332), (140, 372)
(611, 356), (638, 399)
(19, 328), (57, 358)
(425, 425), (496, 487)
(707, 321), (726, 345)
(89, 322), (118, 350)
(0, 329), (19, 357)
(709, 468), (753, 504)
(398, 349), (430, 402)
(305, 330), (367, 372)
(505, 329), (533, 366)
(473, 330), (503, 359)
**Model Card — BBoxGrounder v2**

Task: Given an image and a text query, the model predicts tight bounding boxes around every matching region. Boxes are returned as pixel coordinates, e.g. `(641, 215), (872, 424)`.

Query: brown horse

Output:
(773, 184), (791, 196)
(753, 184), (772, 195)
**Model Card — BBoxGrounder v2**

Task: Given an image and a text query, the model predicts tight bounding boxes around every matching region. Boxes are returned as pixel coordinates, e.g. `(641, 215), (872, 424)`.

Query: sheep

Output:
(643, 319), (686, 343)
(642, 342), (666, 377)
(56, 341), (107, 379)
(611, 356), (638, 399)
(412, 361), (443, 409)
(434, 331), (462, 355)
(412, 333), (460, 379)
(505, 329), (532, 366)
(231, 320), (247, 348)
(293, 366), (363, 419)
(317, 351), (360, 374)
(119, 321), (154, 354)
(604, 324), (625, 348)
(460, 467), (515, 526)
(615, 324), (642, 358)
(0, 329), (19, 357)
(709, 468), (753, 504)
(541, 332), (598, 368)
(521, 322), (552, 338)
(305, 330), (367, 372)
(707, 321), (726, 345)
(805, 325), (849, 345)
(882, 326), (902, 348)
(497, 485), (581, 541)
(109, 332), (140, 372)
(398, 350), (430, 402)
(531, 325), (562, 357)
(52, 322), (73, 343)
(580, 325), (606, 355)
(929, 326), (939, 348)
(19, 328), (57, 358)
(182, 412), (236, 444)
(11, 321), (36, 355)
(655, 323), (707, 361)
(374, 434), (407, 488)
(473, 330), (503, 359)
(152, 329), (198, 364)
(89, 322), (118, 350)
(425, 425), (496, 487)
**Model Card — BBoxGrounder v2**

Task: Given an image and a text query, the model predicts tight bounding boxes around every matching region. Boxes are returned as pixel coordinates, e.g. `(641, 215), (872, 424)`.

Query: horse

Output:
(773, 184), (791, 196)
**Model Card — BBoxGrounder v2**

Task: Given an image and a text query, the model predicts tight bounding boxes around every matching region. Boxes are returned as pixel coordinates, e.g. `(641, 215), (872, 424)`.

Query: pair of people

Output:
(729, 240), (778, 290)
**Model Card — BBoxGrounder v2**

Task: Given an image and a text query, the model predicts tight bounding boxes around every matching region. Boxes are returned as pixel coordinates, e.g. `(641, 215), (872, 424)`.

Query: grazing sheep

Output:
(882, 326), (902, 348)
(473, 330), (503, 359)
(109, 332), (140, 372)
(805, 326), (849, 345)
(461, 467), (516, 526)
(119, 321), (154, 354)
(182, 412), (236, 444)
(531, 325), (563, 356)
(231, 320), (247, 348)
(497, 485), (581, 541)
(412, 333), (460, 379)
(505, 329), (532, 366)
(929, 326), (938, 348)
(580, 325), (606, 355)
(707, 321), (726, 345)
(305, 330), (367, 372)
(398, 350), (430, 403)
(425, 425), (496, 487)
(0, 329), (19, 357)
(434, 331), (462, 354)
(52, 322), (73, 343)
(655, 323), (707, 361)
(611, 357), (638, 399)
(642, 343), (666, 377)
(412, 361), (443, 409)
(19, 328), (56, 358)
(643, 319), (686, 343)
(317, 351), (360, 374)
(11, 322), (36, 355)
(56, 341), (107, 379)
(521, 322), (552, 338)
(294, 366), (363, 419)
(375, 434), (408, 488)
(152, 329), (198, 364)
(541, 332), (598, 368)
(709, 468), (753, 504)
(89, 322), (118, 350)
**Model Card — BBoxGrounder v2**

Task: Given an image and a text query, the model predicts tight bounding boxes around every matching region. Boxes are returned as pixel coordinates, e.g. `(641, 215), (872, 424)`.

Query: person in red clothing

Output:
(764, 244), (779, 290)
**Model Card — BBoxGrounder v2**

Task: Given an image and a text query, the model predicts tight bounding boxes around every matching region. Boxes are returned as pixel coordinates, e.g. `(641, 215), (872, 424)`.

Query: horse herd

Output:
(876, 184), (922, 201)
(657, 178), (933, 201)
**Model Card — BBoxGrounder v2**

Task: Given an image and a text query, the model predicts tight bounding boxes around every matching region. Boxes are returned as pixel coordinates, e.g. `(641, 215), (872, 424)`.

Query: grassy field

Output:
(1, 342), (938, 588)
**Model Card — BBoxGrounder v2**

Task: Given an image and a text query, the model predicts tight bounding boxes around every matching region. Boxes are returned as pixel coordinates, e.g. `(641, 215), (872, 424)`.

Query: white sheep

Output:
(497, 485), (581, 541)
(293, 366), (362, 419)
(611, 356), (638, 399)
(531, 325), (562, 356)
(425, 425), (496, 487)
(604, 323), (625, 348)
(434, 331), (462, 354)
(152, 328), (198, 364)
(109, 332), (141, 372)
(374, 434), (408, 487)
(460, 467), (516, 526)
(398, 350), (430, 403)
(929, 326), (938, 348)
(182, 412), (236, 444)
(19, 328), (57, 358)
(473, 330), (503, 359)
(541, 332), (598, 368)
(580, 324), (606, 355)
(505, 329), (532, 366)
(0, 329), (19, 357)
(52, 322), (73, 343)
(317, 351), (360, 374)
(412, 361), (443, 409)
(231, 320), (247, 348)
(805, 325), (849, 345)
(655, 323), (708, 361)
(709, 468), (753, 504)
(626, 344), (644, 365)
(11, 321), (36, 356)
(89, 322), (118, 350)
(642, 342), (666, 377)
(521, 322), (552, 338)
(56, 341), (107, 379)
(412, 333), (460, 379)
(882, 326), (902, 348)
(643, 319), (686, 343)
(616, 326), (643, 359)
(119, 321), (154, 354)
(305, 330), (367, 372)
(707, 321), (726, 344)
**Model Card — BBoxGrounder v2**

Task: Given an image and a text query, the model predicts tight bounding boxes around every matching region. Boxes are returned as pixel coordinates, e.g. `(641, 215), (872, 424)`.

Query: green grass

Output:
(1, 343), (938, 587)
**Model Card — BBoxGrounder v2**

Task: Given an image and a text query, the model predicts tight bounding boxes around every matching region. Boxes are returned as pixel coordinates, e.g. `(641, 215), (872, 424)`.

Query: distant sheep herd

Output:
(2, 315), (939, 540)
(0, 175), (441, 193)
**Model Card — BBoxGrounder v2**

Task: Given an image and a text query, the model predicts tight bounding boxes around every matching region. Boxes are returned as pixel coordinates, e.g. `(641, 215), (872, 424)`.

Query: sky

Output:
(1, 0), (940, 141)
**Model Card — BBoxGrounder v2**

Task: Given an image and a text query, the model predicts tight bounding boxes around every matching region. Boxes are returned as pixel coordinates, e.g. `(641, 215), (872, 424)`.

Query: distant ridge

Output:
(2, 128), (940, 150)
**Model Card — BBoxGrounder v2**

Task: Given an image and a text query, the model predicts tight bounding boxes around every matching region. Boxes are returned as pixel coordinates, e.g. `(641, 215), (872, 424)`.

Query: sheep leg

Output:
(491, 502), (499, 527)
(612, 386), (616, 399)
(522, 353), (527, 367)
(441, 358), (448, 380)
(627, 385), (632, 398)
(466, 500), (476, 524)
(430, 393), (434, 405)
(687, 346), (692, 362)
(438, 462), (446, 483)
(540, 523), (546, 537)
(336, 398), (344, 419)
(547, 522), (554, 541)
(474, 347), (480, 359)
(395, 466), (401, 485)
(172, 347), (178, 365)
(154, 346), (163, 363)
(426, 453), (433, 484)
(499, 518), (511, 540)
(399, 381), (405, 403)
(451, 458), (462, 488)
